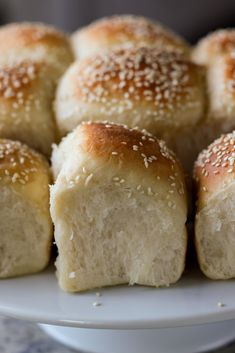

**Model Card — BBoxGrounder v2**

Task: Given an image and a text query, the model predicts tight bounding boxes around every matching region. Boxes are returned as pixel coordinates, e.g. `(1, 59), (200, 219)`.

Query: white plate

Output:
(0, 265), (235, 329)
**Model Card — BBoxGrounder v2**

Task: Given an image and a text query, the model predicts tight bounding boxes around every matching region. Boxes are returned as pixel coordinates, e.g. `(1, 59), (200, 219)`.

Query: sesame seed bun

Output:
(51, 121), (187, 292)
(191, 31), (235, 169)
(194, 131), (235, 210)
(189, 53), (235, 163)
(71, 15), (190, 59)
(194, 131), (235, 280)
(55, 47), (205, 171)
(0, 139), (52, 278)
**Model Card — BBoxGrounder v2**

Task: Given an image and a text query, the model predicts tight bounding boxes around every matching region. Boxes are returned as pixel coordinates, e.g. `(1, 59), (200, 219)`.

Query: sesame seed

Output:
(85, 173), (93, 186)
(74, 47), (193, 120)
(194, 132), (235, 183)
(144, 158), (149, 168)
(113, 177), (120, 181)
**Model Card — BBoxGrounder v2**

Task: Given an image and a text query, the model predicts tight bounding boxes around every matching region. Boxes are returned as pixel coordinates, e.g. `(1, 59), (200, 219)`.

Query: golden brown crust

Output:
(193, 29), (235, 65)
(0, 59), (58, 157)
(194, 131), (235, 210)
(82, 121), (186, 197)
(0, 22), (70, 51)
(73, 15), (189, 55)
(72, 47), (204, 125)
(0, 139), (49, 185)
(0, 61), (40, 101)
(223, 55), (235, 98)
(204, 30), (235, 55)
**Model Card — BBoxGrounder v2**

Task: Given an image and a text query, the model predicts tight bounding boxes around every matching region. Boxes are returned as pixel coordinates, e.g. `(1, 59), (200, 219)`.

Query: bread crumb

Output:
(93, 302), (102, 307)
(217, 301), (225, 308)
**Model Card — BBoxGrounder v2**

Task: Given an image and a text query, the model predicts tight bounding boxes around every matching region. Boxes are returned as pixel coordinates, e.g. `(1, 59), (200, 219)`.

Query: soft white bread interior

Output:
(0, 60), (59, 157)
(194, 131), (235, 279)
(0, 139), (52, 278)
(0, 22), (73, 74)
(192, 29), (235, 66)
(71, 15), (190, 59)
(50, 122), (188, 292)
(55, 47), (206, 172)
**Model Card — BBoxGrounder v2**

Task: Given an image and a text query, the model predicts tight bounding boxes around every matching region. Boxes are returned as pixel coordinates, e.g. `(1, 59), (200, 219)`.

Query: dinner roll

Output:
(188, 53), (235, 160)
(191, 31), (235, 158)
(192, 29), (235, 66)
(0, 139), (52, 278)
(194, 131), (235, 279)
(50, 122), (188, 292)
(55, 47), (205, 171)
(72, 15), (190, 59)
(0, 60), (59, 156)
(0, 22), (73, 74)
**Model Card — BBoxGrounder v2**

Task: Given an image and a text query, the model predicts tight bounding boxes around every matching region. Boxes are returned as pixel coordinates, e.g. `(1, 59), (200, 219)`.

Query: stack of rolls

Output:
(2, 15), (235, 291)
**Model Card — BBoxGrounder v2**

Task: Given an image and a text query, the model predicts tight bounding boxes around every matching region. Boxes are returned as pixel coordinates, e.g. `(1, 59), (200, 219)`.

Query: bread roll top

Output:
(52, 121), (187, 214)
(192, 29), (235, 65)
(0, 22), (73, 72)
(55, 47), (205, 136)
(72, 15), (190, 59)
(0, 138), (49, 185)
(194, 131), (235, 210)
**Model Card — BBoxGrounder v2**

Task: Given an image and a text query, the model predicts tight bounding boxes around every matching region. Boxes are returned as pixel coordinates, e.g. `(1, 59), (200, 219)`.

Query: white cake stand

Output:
(0, 266), (235, 353)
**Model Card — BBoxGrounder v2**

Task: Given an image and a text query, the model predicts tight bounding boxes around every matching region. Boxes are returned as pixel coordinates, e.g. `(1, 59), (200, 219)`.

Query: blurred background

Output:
(0, 0), (234, 43)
